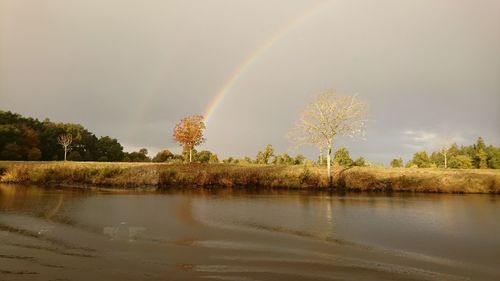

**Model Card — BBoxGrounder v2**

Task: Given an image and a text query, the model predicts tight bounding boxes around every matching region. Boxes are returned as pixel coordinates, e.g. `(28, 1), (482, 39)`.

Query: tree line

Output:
(0, 110), (360, 166)
(0, 110), (232, 164)
(2, 109), (499, 170)
(0, 110), (146, 162)
(391, 137), (500, 169)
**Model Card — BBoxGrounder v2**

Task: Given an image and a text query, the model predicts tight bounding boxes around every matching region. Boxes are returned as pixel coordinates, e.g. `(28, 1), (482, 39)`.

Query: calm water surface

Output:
(0, 184), (499, 281)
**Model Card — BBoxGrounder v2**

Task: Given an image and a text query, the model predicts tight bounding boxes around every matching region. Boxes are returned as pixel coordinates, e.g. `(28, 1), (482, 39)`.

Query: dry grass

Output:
(0, 161), (499, 193)
(337, 167), (499, 193)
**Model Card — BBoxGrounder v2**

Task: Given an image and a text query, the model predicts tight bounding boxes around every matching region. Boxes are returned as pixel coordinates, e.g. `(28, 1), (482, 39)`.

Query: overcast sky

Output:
(1, 0), (499, 164)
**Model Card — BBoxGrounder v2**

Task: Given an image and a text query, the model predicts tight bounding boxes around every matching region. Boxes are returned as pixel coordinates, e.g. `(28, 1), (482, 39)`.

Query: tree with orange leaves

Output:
(173, 115), (206, 163)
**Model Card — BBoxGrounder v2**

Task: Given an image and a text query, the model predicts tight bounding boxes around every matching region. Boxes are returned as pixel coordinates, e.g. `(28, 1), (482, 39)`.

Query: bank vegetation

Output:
(0, 161), (498, 194)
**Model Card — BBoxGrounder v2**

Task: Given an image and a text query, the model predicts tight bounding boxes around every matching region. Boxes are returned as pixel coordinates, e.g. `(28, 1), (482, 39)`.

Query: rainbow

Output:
(128, 1), (327, 140)
(202, 1), (327, 124)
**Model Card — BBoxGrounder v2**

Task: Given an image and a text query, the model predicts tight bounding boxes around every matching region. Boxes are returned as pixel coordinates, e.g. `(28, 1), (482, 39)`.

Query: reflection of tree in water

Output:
(1, 185), (75, 232)
(176, 196), (199, 226)
(0, 184), (45, 210)
(45, 193), (64, 220)
(169, 196), (202, 246)
(103, 222), (146, 241)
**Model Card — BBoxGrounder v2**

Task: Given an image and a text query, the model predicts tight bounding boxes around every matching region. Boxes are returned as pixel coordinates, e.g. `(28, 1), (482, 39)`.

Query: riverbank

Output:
(0, 161), (498, 193)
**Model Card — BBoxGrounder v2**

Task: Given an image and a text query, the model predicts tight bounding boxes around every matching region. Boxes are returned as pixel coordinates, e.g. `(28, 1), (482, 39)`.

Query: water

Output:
(1, 185), (499, 281)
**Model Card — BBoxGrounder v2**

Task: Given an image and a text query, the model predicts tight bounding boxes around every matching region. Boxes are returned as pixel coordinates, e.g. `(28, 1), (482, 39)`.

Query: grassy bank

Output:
(0, 161), (499, 193)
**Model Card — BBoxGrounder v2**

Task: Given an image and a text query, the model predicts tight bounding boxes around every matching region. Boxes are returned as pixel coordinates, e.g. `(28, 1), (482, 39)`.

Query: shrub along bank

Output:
(0, 162), (498, 193)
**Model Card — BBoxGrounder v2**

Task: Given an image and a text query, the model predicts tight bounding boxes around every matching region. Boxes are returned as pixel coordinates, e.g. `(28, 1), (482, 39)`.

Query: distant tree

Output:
(448, 155), (473, 169)
(256, 144), (275, 164)
(20, 127), (40, 159)
(98, 156), (109, 162)
(97, 136), (124, 162)
(170, 154), (185, 164)
(196, 150), (218, 164)
(58, 134), (73, 161)
(390, 157), (404, 168)
(440, 146), (449, 169)
(283, 154), (294, 165)
(476, 149), (488, 169)
(475, 137), (487, 151)
(173, 115), (206, 163)
(38, 121), (65, 160)
(195, 150), (209, 163)
(486, 147), (500, 169)
(1, 143), (22, 160)
(289, 91), (368, 185)
(0, 110), (123, 161)
(405, 162), (418, 169)
(152, 149), (174, 162)
(27, 147), (42, 161)
(473, 137), (488, 169)
(123, 148), (150, 162)
(209, 153), (219, 164)
(273, 153), (294, 165)
(51, 123), (98, 161)
(74, 129), (99, 161)
(0, 121), (41, 160)
(353, 157), (366, 167)
(0, 125), (22, 159)
(272, 155), (281, 165)
(182, 148), (197, 163)
(0, 112), (42, 161)
(223, 157), (235, 164)
(435, 137), (455, 169)
(294, 154), (306, 165)
(334, 147), (353, 166)
(412, 137), (500, 170)
(430, 151), (444, 168)
(67, 151), (82, 161)
(448, 143), (460, 158)
(238, 156), (253, 165)
(409, 151), (431, 168)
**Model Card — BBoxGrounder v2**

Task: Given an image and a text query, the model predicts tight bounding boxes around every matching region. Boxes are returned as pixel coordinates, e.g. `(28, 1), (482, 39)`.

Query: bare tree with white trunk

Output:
(439, 136), (454, 169)
(289, 123), (325, 164)
(58, 134), (73, 161)
(441, 145), (449, 169)
(290, 91), (368, 186)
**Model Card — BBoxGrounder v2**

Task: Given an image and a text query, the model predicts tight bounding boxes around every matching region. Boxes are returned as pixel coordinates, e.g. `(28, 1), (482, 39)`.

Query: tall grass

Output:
(0, 161), (498, 193)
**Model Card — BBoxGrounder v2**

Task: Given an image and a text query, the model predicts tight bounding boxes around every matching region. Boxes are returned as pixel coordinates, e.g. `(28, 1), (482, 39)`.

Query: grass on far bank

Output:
(0, 161), (499, 194)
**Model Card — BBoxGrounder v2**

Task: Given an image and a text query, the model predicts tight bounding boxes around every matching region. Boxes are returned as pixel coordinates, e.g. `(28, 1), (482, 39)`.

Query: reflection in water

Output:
(0, 184), (499, 280)
(44, 193), (64, 220)
(103, 222), (146, 241)
(176, 196), (199, 226)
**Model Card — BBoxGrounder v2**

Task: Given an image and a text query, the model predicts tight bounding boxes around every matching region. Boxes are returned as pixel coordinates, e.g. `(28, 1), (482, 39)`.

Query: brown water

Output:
(0, 185), (499, 281)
